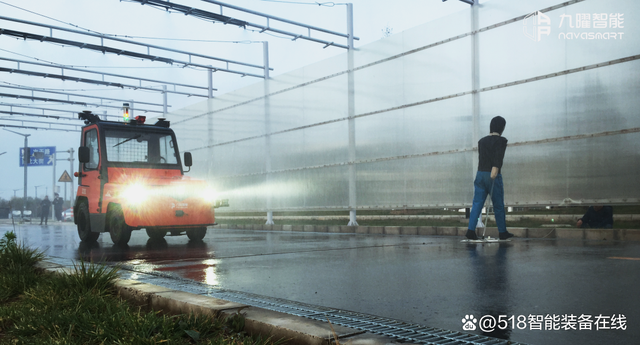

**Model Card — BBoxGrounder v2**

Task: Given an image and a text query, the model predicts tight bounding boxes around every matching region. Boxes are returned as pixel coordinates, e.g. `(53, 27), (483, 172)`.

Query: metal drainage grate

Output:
(116, 266), (527, 345)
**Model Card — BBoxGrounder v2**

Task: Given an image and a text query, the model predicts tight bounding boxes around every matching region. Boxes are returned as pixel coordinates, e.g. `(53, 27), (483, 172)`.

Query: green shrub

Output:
(0, 231), (45, 302)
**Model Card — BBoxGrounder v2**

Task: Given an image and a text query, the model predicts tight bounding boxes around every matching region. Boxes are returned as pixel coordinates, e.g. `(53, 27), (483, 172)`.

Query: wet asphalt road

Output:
(2, 221), (639, 345)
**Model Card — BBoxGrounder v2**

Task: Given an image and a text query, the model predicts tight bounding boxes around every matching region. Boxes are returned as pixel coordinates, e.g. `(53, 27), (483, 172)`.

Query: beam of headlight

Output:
(211, 181), (304, 199)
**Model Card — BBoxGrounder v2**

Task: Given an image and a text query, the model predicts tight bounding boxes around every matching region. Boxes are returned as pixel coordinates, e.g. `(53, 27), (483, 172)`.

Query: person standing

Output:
(40, 195), (52, 225)
(466, 116), (514, 240)
(53, 193), (64, 221)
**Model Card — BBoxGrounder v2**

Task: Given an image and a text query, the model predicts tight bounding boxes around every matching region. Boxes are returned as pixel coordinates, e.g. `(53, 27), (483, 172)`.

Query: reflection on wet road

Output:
(77, 238), (219, 284)
(2, 221), (639, 345)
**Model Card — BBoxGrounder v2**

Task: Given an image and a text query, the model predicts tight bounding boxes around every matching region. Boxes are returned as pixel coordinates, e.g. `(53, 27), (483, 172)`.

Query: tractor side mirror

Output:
(184, 152), (192, 172)
(78, 146), (90, 163)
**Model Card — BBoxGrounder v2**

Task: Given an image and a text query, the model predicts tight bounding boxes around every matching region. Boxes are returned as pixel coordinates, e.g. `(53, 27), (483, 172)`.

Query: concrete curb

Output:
(35, 262), (403, 345)
(214, 224), (640, 241)
(215, 214), (636, 222)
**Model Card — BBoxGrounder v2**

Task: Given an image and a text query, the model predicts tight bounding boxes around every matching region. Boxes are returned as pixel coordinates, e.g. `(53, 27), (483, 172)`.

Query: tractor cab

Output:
(74, 110), (226, 245)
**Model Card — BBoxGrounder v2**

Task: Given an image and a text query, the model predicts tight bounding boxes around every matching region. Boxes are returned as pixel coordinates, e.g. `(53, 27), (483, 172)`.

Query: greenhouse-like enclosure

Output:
(165, 0), (640, 222)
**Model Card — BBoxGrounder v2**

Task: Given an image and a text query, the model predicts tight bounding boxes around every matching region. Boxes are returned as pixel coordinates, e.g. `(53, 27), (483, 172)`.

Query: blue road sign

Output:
(19, 146), (56, 167)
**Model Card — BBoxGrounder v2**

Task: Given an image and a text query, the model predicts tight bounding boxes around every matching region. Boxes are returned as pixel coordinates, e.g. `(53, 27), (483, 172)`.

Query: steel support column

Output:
(69, 148), (75, 204)
(471, 0), (480, 182)
(346, 3), (358, 226)
(52, 149), (56, 218)
(23, 135), (28, 216)
(163, 85), (168, 115)
(207, 68), (215, 218)
(263, 42), (274, 225)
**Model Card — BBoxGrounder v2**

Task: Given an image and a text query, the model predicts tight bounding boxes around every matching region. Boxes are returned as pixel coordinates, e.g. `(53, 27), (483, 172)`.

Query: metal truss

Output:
(0, 108), (118, 121)
(0, 93), (164, 113)
(0, 103), (120, 120)
(0, 57), (213, 93)
(128, 0), (359, 49)
(0, 122), (79, 132)
(0, 84), (166, 107)
(0, 109), (62, 119)
(0, 92), (89, 106)
(0, 116), (82, 129)
(0, 67), (209, 98)
(0, 16), (269, 77)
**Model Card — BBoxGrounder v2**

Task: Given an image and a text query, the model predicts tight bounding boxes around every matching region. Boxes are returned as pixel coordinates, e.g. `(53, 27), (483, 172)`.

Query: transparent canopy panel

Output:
(167, 0), (640, 212)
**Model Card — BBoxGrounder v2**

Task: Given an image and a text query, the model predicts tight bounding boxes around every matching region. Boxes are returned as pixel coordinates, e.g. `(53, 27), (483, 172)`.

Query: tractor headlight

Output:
(200, 187), (217, 204)
(121, 184), (149, 205)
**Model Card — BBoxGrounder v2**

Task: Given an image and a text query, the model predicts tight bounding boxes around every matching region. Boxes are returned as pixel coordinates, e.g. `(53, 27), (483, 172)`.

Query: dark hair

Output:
(490, 116), (506, 135)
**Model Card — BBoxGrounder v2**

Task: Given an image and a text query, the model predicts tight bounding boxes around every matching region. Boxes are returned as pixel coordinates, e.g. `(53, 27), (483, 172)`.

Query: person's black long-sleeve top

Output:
(581, 206), (613, 228)
(40, 199), (51, 212)
(477, 135), (508, 173)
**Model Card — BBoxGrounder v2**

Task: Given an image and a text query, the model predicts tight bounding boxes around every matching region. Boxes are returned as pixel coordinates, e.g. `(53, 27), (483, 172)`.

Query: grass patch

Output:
(0, 231), (44, 303)
(0, 231), (282, 345)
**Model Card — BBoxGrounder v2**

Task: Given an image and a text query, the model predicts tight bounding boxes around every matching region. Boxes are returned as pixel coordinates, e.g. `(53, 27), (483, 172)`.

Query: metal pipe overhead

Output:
(0, 67), (209, 97)
(0, 27), (174, 62)
(0, 57), (212, 92)
(129, 0), (249, 26)
(0, 84), (168, 107)
(0, 103), (120, 119)
(0, 92), (88, 106)
(0, 116), (82, 128)
(0, 27), (264, 78)
(201, 0), (360, 41)
(0, 16), (268, 71)
(0, 94), (165, 113)
(129, 0), (358, 49)
(0, 123), (80, 132)
(0, 109), (61, 119)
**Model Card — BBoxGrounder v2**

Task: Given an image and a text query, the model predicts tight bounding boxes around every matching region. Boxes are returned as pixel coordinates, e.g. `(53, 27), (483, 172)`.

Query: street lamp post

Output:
(12, 189), (21, 214)
(35, 185), (44, 199)
(4, 129), (31, 215)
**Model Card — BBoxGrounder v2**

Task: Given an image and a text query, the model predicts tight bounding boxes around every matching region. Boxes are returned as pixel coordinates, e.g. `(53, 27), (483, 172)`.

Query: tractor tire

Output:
(77, 202), (99, 242)
(108, 205), (132, 245)
(146, 228), (167, 239)
(186, 227), (207, 241)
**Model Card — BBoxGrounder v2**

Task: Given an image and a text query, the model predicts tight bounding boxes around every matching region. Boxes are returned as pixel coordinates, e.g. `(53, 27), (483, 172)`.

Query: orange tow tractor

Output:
(73, 109), (228, 245)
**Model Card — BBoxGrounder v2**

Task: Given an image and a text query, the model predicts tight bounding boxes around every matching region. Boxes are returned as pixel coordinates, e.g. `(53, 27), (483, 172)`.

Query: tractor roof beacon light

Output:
(122, 103), (130, 123)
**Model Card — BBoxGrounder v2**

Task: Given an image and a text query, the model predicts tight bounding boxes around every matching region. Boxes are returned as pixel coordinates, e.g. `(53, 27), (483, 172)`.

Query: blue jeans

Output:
(468, 171), (507, 233)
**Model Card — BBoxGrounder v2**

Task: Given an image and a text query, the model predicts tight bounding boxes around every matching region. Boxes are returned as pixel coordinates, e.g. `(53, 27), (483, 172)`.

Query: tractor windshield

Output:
(105, 129), (179, 165)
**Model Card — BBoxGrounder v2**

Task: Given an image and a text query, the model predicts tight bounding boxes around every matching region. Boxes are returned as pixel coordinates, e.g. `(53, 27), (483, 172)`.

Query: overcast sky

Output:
(0, 0), (472, 201)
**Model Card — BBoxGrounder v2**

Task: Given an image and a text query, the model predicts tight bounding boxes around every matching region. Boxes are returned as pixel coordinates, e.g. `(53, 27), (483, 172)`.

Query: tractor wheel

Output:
(108, 206), (132, 245)
(186, 227), (207, 241)
(146, 228), (167, 239)
(77, 202), (99, 242)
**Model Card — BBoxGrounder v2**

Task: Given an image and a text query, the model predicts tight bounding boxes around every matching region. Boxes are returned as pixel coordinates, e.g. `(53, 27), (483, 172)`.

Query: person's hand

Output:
(491, 167), (499, 179)
(576, 219), (583, 228)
